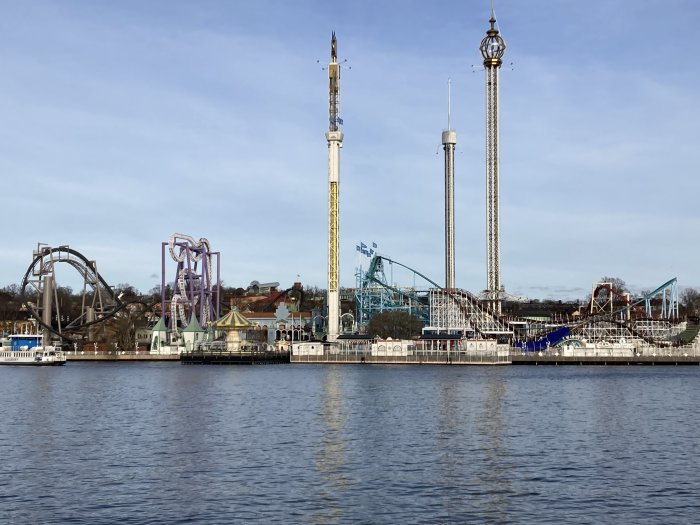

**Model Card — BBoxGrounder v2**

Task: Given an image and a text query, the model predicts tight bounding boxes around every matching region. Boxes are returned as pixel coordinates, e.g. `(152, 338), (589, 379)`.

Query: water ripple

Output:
(1, 363), (699, 523)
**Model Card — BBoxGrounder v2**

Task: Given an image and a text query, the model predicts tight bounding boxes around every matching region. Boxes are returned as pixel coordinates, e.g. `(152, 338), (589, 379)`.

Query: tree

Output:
(114, 283), (139, 301)
(586, 276), (628, 306)
(0, 285), (24, 327)
(681, 288), (700, 318)
(600, 276), (627, 294)
(366, 311), (423, 340)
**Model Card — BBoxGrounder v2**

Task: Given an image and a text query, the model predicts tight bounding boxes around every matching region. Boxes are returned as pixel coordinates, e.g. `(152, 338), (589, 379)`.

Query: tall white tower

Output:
(326, 32), (343, 342)
(442, 80), (457, 290)
(480, 11), (506, 315)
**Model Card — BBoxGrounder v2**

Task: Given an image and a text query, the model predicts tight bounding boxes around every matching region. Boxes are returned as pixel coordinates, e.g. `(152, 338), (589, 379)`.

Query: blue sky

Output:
(1, 0), (698, 300)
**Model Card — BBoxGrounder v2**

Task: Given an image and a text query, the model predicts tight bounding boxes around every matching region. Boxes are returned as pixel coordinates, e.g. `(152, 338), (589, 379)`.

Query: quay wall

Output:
(291, 354), (511, 365)
(67, 353), (179, 362)
(61, 351), (700, 366)
(512, 354), (700, 366)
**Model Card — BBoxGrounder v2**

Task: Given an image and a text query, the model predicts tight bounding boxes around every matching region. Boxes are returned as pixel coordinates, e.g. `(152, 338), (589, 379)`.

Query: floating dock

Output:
(181, 351), (290, 365)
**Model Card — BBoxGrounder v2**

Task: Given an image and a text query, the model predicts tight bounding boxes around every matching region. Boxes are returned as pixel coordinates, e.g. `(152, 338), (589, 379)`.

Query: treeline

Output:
(0, 282), (335, 322)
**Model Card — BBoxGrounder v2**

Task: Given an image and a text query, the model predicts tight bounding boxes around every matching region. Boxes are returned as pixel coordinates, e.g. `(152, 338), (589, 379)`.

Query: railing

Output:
(70, 350), (149, 356)
(510, 345), (699, 359)
(291, 350), (510, 364)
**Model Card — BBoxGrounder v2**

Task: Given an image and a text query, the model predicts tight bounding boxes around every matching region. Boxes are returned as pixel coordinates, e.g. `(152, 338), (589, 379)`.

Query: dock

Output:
(512, 354), (700, 366)
(181, 351), (290, 365)
(66, 352), (179, 362)
(61, 350), (700, 366)
(290, 353), (511, 365)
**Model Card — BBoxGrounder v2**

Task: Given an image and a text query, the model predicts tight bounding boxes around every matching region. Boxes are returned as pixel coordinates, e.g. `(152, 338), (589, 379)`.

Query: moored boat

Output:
(0, 334), (67, 366)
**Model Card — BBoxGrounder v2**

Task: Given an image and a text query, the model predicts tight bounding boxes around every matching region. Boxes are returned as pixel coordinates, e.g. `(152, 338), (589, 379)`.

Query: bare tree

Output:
(681, 288), (700, 318)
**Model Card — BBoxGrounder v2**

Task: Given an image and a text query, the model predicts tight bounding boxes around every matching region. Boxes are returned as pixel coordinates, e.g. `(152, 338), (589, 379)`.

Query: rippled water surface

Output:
(1, 363), (699, 523)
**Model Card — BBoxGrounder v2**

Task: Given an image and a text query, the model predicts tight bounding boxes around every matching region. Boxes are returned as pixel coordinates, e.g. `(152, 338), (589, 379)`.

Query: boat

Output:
(0, 334), (67, 366)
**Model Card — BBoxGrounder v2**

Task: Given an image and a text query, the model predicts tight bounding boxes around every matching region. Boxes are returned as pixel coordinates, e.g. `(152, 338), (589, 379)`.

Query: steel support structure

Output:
(429, 288), (511, 337)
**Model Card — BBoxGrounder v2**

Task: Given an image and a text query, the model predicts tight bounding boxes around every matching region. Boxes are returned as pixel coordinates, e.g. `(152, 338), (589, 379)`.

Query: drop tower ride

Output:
(480, 10), (506, 315)
(442, 80), (457, 290)
(326, 32), (343, 342)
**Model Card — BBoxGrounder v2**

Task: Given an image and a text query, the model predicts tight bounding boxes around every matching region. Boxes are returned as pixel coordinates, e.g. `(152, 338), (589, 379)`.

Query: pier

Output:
(181, 350), (290, 365)
(512, 354), (700, 366)
(291, 354), (510, 365)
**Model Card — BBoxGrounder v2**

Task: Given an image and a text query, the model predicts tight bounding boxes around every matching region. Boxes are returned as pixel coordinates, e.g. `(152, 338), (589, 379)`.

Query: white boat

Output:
(0, 334), (67, 366)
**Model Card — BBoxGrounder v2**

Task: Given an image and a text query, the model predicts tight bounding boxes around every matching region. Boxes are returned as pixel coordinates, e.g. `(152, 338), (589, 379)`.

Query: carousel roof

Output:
(210, 307), (256, 330)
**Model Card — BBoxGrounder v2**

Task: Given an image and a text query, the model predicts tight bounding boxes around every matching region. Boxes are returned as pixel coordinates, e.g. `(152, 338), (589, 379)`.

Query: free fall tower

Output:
(443, 80), (457, 290)
(480, 10), (507, 315)
(326, 32), (343, 342)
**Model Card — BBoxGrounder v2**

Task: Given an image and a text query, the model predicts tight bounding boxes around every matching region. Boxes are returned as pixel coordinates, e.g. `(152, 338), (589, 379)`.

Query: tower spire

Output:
(331, 31), (337, 62)
(447, 78), (452, 131)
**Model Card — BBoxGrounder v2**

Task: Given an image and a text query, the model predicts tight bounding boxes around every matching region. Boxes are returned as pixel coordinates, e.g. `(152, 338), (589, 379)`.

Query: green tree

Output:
(366, 311), (423, 340)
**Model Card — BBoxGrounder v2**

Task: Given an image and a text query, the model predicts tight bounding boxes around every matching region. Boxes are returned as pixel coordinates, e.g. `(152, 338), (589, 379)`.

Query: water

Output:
(1, 363), (699, 524)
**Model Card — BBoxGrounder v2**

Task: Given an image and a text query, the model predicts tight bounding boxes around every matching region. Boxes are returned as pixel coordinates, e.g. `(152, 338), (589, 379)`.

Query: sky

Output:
(1, 0), (699, 300)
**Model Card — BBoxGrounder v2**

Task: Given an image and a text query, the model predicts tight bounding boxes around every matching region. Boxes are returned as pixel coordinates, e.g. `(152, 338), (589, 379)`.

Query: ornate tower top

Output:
(480, 15), (506, 67)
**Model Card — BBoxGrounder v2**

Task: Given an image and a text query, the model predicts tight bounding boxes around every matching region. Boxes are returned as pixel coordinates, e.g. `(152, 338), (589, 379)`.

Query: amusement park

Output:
(2, 17), (700, 366)
(2, 228), (698, 366)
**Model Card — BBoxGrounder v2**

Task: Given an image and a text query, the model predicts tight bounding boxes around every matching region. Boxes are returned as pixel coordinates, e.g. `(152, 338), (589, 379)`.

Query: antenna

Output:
(447, 78), (452, 131)
(491, 0), (502, 34)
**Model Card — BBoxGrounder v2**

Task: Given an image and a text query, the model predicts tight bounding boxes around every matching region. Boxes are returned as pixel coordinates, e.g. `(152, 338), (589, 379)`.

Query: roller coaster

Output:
(569, 278), (681, 346)
(20, 244), (129, 341)
(355, 255), (509, 337)
(161, 233), (220, 329)
(355, 255), (435, 327)
(18, 235), (221, 344)
(514, 278), (685, 350)
(355, 254), (689, 348)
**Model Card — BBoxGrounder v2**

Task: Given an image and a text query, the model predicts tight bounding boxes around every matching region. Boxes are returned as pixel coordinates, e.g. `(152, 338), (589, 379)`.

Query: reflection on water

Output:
(433, 369), (512, 521)
(478, 370), (511, 522)
(314, 366), (350, 524)
(435, 374), (468, 519)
